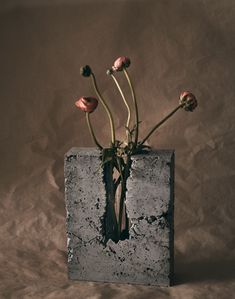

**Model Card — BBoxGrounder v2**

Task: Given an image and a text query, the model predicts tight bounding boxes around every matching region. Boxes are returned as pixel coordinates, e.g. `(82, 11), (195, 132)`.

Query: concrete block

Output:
(64, 147), (174, 286)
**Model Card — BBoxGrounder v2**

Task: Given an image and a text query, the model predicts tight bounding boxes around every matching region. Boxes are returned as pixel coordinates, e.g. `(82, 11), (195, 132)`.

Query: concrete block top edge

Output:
(65, 147), (174, 159)
(65, 147), (102, 158)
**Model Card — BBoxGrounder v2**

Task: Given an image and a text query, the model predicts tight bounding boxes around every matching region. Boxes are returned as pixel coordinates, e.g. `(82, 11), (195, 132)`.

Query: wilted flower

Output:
(75, 96), (98, 113)
(179, 91), (198, 112)
(112, 56), (131, 72)
(80, 65), (92, 77)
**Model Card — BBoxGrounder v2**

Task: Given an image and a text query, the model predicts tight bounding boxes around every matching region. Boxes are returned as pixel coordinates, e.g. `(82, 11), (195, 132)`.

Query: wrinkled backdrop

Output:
(0, 0), (235, 298)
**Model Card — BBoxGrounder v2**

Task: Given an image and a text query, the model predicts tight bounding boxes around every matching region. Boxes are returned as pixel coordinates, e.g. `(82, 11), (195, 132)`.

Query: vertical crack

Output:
(100, 149), (132, 245)
(102, 149), (119, 244)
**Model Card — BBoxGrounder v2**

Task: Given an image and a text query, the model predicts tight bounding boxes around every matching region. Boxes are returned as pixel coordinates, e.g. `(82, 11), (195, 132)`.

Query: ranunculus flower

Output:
(75, 96), (98, 113)
(112, 56), (131, 71)
(80, 65), (92, 77)
(179, 91), (198, 112)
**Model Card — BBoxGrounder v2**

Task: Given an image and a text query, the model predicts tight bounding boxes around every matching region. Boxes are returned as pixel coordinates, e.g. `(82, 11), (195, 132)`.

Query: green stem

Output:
(85, 112), (103, 150)
(90, 72), (116, 146)
(123, 68), (139, 147)
(110, 74), (131, 143)
(140, 104), (183, 146)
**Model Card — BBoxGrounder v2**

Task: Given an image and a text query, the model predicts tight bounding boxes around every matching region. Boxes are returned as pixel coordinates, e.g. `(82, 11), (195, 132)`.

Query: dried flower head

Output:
(80, 65), (92, 77)
(112, 56), (131, 72)
(179, 91), (198, 112)
(75, 96), (98, 113)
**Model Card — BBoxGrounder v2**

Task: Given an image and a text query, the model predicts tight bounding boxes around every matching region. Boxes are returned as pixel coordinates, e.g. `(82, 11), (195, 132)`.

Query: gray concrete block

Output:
(64, 147), (174, 286)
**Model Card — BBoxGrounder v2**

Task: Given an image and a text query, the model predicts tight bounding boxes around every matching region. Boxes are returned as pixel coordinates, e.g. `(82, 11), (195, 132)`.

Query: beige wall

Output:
(0, 1), (235, 298)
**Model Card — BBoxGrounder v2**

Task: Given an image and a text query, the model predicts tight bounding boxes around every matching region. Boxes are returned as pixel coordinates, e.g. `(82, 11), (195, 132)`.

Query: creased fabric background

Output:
(0, 0), (235, 298)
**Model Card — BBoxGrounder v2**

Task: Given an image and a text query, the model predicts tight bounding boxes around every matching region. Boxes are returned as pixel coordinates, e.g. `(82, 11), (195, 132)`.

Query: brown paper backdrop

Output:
(0, 0), (235, 298)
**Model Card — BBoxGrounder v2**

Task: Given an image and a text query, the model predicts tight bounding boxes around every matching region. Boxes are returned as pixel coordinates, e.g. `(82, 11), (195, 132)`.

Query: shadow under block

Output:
(64, 147), (174, 286)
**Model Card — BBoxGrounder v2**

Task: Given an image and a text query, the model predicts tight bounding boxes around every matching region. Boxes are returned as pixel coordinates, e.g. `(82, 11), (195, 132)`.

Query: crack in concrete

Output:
(68, 232), (100, 246)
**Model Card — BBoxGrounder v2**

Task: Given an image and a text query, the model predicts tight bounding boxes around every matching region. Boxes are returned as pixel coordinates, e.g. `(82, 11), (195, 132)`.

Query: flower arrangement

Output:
(75, 56), (197, 243)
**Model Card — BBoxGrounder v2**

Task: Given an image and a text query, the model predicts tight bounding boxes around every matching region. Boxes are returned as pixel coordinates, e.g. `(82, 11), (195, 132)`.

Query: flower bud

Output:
(179, 91), (198, 112)
(80, 65), (92, 77)
(112, 56), (131, 71)
(75, 96), (98, 113)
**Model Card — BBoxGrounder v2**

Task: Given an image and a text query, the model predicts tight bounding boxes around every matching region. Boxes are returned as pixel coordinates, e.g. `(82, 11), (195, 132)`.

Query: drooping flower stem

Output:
(123, 68), (139, 147)
(85, 112), (103, 150)
(110, 73), (131, 143)
(140, 104), (184, 146)
(90, 72), (116, 146)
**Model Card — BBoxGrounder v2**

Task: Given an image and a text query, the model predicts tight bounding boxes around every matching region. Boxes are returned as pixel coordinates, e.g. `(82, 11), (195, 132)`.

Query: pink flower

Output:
(179, 91), (198, 112)
(112, 56), (131, 71)
(75, 97), (98, 113)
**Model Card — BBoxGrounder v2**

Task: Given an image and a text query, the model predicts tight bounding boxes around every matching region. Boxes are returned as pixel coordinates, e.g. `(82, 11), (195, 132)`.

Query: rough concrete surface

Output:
(65, 148), (174, 286)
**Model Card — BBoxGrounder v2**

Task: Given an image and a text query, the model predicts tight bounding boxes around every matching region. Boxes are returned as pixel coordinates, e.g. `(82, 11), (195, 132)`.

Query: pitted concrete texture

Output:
(64, 148), (174, 286)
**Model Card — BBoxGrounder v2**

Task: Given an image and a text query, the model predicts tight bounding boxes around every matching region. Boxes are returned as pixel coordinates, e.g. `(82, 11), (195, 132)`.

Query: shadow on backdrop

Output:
(175, 254), (235, 285)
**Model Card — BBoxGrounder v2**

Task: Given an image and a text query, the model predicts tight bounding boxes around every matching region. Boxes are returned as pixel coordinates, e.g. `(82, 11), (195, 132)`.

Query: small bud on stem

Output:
(80, 65), (92, 77)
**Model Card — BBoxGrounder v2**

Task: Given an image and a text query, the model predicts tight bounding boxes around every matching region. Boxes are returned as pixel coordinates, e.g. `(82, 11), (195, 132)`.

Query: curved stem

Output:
(123, 68), (139, 146)
(110, 73), (131, 143)
(86, 112), (103, 150)
(140, 104), (183, 146)
(90, 72), (116, 146)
